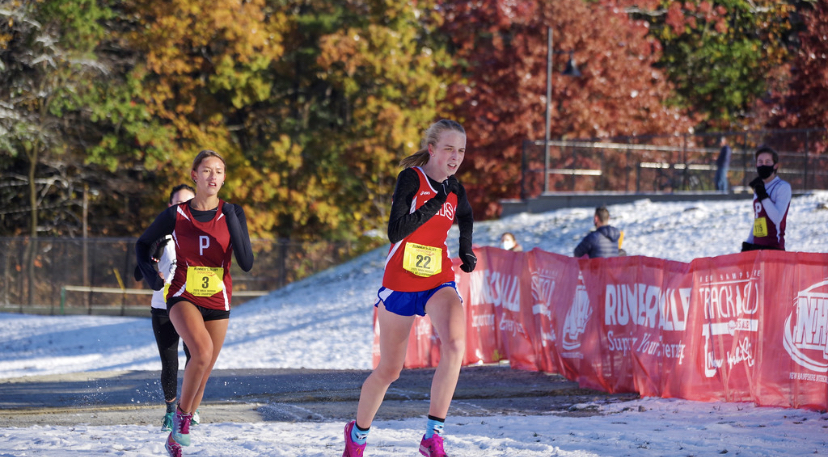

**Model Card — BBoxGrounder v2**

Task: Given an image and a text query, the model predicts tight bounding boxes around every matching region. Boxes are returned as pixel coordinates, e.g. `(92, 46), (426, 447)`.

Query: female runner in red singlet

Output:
(343, 120), (476, 457)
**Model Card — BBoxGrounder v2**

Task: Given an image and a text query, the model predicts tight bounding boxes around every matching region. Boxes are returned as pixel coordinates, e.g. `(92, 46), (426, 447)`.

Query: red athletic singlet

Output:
(382, 167), (458, 292)
(167, 201), (234, 310)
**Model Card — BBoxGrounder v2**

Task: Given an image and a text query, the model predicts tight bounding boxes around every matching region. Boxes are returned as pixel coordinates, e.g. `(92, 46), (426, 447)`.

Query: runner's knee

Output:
(187, 338), (214, 365)
(441, 336), (465, 361)
(373, 363), (403, 384)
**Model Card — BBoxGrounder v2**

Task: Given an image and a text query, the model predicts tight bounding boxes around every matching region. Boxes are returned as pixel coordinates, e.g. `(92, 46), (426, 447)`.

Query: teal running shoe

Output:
(161, 412), (174, 432)
(171, 408), (192, 446)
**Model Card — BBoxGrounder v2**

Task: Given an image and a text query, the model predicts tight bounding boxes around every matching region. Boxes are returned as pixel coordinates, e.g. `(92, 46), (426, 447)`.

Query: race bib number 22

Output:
(403, 243), (442, 277)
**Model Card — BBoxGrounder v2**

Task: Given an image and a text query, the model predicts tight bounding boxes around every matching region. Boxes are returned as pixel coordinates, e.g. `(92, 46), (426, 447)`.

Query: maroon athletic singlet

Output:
(167, 201), (234, 310)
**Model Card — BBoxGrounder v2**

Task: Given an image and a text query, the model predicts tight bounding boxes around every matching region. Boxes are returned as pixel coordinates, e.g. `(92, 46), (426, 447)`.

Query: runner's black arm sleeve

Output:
(387, 168), (448, 244)
(454, 183), (477, 272)
(223, 203), (254, 272)
(136, 207), (176, 291)
(456, 184), (474, 240)
(456, 185), (474, 249)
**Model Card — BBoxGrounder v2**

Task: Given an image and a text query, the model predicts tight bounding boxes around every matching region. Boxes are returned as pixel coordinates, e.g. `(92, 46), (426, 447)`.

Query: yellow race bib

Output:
(753, 217), (768, 237)
(403, 243), (442, 277)
(186, 266), (224, 297)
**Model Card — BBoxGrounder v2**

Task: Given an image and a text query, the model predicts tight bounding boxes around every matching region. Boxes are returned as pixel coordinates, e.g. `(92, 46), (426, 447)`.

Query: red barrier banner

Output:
(756, 251), (828, 409)
(462, 252), (500, 366)
(371, 247), (828, 410)
(476, 248), (536, 371)
(670, 253), (761, 403)
(526, 249), (580, 374)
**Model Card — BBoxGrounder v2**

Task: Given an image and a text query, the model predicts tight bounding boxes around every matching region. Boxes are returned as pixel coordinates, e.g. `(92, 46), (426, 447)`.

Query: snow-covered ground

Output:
(2, 192), (828, 456)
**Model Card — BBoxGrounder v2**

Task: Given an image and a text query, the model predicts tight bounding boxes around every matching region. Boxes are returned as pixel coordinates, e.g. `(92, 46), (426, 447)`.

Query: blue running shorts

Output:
(375, 282), (460, 317)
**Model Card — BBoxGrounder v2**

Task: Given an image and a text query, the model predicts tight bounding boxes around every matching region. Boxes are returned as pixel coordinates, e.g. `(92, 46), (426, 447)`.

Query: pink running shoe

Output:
(165, 432), (182, 457)
(342, 421), (367, 457)
(172, 408), (193, 446)
(419, 434), (447, 457)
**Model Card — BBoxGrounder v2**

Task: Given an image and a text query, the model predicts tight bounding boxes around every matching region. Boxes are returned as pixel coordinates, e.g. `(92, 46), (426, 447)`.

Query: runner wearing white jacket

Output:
(135, 185), (195, 431)
(742, 147), (791, 251)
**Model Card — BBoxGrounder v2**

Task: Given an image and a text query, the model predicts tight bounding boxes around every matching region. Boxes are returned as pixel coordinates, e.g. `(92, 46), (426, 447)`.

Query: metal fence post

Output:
(521, 140), (528, 200)
(544, 27), (553, 195)
(50, 243), (56, 311)
(625, 148), (630, 192)
(741, 132), (749, 188)
(636, 163), (641, 192)
(279, 239), (288, 288)
(570, 143), (577, 191)
(2, 243), (7, 306)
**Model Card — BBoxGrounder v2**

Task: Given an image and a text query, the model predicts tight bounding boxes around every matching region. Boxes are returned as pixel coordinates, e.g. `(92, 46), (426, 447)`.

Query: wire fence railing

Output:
(520, 128), (828, 197)
(0, 237), (381, 315)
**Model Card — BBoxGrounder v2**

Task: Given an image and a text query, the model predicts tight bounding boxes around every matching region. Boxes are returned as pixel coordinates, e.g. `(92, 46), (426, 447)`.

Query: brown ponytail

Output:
(192, 149), (226, 172)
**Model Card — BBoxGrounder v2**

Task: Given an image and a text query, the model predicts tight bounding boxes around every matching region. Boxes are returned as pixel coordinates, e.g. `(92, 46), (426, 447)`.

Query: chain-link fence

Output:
(0, 237), (382, 315)
(520, 128), (828, 197)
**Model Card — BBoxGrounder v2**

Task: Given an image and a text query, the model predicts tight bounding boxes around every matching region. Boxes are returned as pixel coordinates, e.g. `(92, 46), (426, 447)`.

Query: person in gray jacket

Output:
(574, 206), (621, 258)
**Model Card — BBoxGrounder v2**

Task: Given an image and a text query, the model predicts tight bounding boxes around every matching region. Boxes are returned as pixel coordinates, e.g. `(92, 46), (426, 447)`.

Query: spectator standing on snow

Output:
(574, 206), (621, 259)
(715, 136), (732, 192)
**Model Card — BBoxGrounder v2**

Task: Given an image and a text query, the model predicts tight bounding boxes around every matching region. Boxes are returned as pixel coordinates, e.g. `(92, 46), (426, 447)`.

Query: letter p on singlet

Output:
(199, 236), (210, 255)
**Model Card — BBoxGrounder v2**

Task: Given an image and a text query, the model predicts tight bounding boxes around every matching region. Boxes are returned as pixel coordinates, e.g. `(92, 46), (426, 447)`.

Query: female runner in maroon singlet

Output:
(136, 150), (253, 456)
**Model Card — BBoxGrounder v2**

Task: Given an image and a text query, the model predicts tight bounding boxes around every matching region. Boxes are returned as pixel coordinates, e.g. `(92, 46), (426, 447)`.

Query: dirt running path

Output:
(0, 365), (637, 427)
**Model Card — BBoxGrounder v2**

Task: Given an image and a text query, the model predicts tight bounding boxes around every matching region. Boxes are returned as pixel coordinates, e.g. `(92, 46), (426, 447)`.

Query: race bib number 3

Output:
(753, 217), (768, 237)
(403, 243), (442, 277)
(186, 266), (224, 297)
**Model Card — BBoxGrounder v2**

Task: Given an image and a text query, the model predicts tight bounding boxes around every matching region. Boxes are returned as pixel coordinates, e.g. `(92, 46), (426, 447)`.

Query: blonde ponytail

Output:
(399, 149), (430, 168)
(399, 119), (466, 169)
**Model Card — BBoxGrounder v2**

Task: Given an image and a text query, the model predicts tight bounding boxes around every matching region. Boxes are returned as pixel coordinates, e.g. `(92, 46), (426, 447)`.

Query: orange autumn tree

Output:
(123, 0), (288, 237)
(275, 0), (450, 240)
(123, 0), (450, 242)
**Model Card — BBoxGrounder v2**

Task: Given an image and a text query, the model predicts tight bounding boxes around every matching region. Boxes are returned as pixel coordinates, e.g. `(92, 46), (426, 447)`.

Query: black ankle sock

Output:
(355, 423), (370, 432)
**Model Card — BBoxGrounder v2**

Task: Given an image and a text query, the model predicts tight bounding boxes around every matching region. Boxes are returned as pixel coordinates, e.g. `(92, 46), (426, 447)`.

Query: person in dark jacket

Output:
(714, 136), (732, 192)
(574, 206), (621, 258)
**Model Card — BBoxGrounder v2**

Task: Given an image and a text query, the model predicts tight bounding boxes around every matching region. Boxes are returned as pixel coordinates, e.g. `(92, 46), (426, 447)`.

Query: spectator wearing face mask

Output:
(500, 232), (523, 252)
(741, 146), (791, 252)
